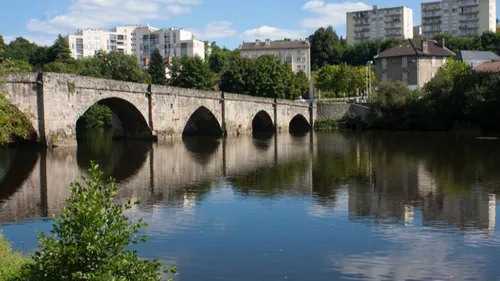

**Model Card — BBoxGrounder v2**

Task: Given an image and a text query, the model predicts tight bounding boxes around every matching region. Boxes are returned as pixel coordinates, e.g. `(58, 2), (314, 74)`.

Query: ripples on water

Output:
(2, 131), (500, 281)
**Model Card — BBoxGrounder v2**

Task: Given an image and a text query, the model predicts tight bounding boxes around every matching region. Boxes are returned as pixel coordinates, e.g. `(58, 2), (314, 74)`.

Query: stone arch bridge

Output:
(3, 73), (316, 146)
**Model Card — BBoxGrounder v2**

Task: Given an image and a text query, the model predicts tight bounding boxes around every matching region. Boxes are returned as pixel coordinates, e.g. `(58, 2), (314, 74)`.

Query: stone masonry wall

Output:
(3, 73), (314, 146)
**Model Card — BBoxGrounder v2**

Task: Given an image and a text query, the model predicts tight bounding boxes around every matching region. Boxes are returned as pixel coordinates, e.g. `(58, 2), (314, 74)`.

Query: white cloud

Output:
(167, 4), (191, 14)
(301, 0), (371, 29)
(242, 26), (308, 42)
(4, 35), (56, 46)
(189, 21), (237, 40)
(27, 0), (202, 35)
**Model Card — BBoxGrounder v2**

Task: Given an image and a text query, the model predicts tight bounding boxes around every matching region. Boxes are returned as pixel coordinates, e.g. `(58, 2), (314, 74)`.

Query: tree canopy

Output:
(168, 56), (213, 90)
(148, 49), (166, 85)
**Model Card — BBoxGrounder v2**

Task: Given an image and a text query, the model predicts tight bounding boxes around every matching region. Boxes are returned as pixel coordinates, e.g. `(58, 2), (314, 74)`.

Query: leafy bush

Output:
(22, 162), (177, 281)
(0, 92), (33, 144)
(0, 234), (29, 281)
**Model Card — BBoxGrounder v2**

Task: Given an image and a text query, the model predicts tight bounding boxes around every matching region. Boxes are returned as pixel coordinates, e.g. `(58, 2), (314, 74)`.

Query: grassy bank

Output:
(0, 234), (29, 281)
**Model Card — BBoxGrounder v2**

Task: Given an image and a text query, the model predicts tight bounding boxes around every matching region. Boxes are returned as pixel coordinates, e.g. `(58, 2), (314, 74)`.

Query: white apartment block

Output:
(421, 0), (496, 38)
(67, 25), (205, 65)
(68, 25), (137, 59)
(240, 39), (311, 79)
(134, 26), (205, 67)
(346, 5), (414, 45)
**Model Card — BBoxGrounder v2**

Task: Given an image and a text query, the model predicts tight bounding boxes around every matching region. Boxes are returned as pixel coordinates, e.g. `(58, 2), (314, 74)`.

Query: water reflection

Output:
(2, 131), (500, 280)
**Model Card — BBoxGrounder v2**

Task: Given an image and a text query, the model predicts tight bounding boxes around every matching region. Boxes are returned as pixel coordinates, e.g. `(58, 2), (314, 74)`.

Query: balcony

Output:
(423, 14), (441, 19)
(459, 1), (479, 7)
(460, 17), (479, 22)
(354, 21), (370, 26)
(423, 5), (441, 11)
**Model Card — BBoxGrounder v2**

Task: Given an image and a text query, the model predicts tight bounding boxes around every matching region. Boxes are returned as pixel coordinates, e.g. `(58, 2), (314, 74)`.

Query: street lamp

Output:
(365, 60), (373, 100)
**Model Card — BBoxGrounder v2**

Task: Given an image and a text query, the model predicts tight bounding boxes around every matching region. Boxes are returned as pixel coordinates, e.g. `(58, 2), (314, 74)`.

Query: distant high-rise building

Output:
(346, 5), (414, 45)
(421, 0), (496, 38)
(67, 25), (205, 65)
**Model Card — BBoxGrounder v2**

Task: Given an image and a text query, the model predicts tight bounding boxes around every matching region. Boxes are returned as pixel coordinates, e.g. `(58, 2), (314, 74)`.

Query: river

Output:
(2, 131), (500, 280)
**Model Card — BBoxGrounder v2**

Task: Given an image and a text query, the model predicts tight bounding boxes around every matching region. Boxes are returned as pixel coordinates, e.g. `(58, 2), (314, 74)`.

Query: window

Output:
(382, 73), (387, 82)
(431, 56), (436, 67)
(402, 72), (408, 83)
(402, 56), (408, 68)
(382, 58), (387, 70)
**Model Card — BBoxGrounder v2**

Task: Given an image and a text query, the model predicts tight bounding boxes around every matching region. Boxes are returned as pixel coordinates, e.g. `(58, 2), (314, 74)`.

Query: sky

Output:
(0, 0), (498, 49)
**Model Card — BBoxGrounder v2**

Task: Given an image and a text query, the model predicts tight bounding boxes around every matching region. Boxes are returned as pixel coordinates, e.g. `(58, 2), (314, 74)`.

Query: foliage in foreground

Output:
(0, 235), (29, 281)
(21, 162), (177, 281)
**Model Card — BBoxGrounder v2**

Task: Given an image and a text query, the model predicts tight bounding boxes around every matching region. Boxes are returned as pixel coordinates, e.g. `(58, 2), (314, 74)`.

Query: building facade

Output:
(414, 25), (423, 37)
(135, 26), (205, 67)
(68, 26), (137, 59)
(421, 0), (496, 38)
(67, 25), (205, 65)
(240, 39), (311, 79)
(374, 39), (455, 89)
(346, 5), (414, 45)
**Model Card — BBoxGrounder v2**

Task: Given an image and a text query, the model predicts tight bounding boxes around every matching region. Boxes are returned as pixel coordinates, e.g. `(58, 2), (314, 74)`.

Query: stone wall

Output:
(316, 103), (370, 122)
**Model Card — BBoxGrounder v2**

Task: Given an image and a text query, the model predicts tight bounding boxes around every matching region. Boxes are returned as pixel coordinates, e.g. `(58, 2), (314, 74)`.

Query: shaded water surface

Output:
(2, 131), (500, 280)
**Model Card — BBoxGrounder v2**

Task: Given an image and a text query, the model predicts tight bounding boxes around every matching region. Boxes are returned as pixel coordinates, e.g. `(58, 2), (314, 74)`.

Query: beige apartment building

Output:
(68, 25), (205, 65)
(346, 5), (414, 45)
(374, 38), (455, 89)
(240, 39), (311, 79)
(421, 0), (496, 38)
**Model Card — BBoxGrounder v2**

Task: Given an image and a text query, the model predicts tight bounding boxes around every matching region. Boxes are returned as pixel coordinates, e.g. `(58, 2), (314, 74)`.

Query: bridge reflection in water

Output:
(0, 132), (499, 237)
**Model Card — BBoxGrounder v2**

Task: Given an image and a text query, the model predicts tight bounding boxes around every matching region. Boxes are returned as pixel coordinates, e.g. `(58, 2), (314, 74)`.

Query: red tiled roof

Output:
(375, 39), (455, 59)
(474, 61), (500, 72)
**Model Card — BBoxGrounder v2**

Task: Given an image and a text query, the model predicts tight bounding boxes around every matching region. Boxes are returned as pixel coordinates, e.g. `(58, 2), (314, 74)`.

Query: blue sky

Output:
(1, 0), (498, 49)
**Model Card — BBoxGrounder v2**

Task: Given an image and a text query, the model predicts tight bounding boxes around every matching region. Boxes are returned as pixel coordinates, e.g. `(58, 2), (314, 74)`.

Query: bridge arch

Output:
(183, 106), (223, 137)
(77, 97), (152, 140)
(252, 110), (275, 136)
(289, 114), (311, 135)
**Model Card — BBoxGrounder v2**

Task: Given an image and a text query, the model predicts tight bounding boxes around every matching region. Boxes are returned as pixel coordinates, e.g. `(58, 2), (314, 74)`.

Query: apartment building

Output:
(421, 0), (496, 38)
(135, 26), (205, 67)
(240, 39), (311, 79)
(67, 25), (205, 65)
(374, 38), (455, 89)
(68, 25), (137, 59)
(346, 5), (414, 45)
(414, 25), (423, 37)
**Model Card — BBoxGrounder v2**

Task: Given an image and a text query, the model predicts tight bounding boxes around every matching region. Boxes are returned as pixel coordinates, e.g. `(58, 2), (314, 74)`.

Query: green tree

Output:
(166, 57), (182, 85)
(43, 60), (81, 74)
(0, 35), (5, 62)
(170, 56), (213, 90)
(80, 51), (151, 83)
(208, 51), (228, 73)
(48, 34), (72, 62)
(0, 59), (32, 74)
(247, 55), (294, 99)
(219, 56), (252, 94)
(4, 37), (37, 62)
(148, 49), (167, 85)
(22, 162), (177, 280)
(309, 26), (341, 70)
(291, 70), (310, 99)
(77, 104), (113, 129)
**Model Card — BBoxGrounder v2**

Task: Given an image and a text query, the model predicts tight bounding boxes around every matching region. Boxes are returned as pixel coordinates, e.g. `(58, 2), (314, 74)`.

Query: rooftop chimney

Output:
(422, 40), (429, 54)
(437, 37), (445, 48)
(373, 5), (377, 10)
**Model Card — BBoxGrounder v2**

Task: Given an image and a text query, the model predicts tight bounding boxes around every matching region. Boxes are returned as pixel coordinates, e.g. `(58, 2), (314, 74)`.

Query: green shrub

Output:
(22, 162), (177, 281)
(0, 234), (29, 281)
(0, 92), (33, 144)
